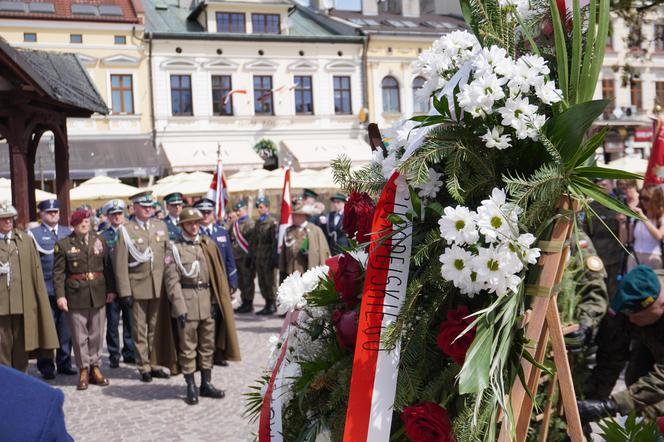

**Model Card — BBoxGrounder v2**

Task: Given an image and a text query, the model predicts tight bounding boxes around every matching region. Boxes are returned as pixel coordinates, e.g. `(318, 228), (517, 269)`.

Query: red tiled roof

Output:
(0, 0), (142, 23)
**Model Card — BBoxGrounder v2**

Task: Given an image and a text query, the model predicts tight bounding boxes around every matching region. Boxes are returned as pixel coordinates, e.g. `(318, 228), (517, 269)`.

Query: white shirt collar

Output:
(136, 218), (149, 229)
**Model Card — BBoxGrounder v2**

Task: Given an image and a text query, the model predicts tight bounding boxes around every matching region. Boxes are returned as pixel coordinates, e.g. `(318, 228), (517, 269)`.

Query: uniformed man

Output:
(0, 201), (59, 371)
(164, 207), (241, 405)
(53, 209), (115, 390)
(114, 191), (172, 382)
(30, 199), (76, 380)
(280, 202), (331, 282)
(250, 196), (278, 315)
(100, 199), (135, 368)
(301, 188), (326, 225)
(578, 265), (664, 421)
(231, 200), (256, 314)
(164, 192), (184, 241)
(320, 193), (349, 255)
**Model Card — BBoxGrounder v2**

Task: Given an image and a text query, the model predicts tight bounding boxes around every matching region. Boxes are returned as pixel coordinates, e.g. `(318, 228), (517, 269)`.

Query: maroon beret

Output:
(70, 209), (90, 227)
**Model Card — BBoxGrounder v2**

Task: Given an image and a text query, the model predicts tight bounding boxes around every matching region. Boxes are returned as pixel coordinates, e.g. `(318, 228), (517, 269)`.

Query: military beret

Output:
(105, 199), (125, 215)
(233, 200), (247, 211)
(70, 208), (90, 227)
(611, 265), (662, 315)
(164, 192), (184, 205)
(255, 196), (270, 208)
(37, 199), (59, 212)
(330, 192), (347, 202)
(178, 207), (203, 225)
(302, 189), (318, 199)
(130, 190), (155, 207)
(193, 198), (215, 211)
(0, 201), (17, 219)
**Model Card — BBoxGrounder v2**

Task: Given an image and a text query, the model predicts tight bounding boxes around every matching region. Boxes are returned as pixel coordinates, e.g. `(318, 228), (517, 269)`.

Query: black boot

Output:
(234, 302), (253, 314)
(256, 301), (277, 316)
(199, 369), (225, 399)
(184, 373), (198, 405)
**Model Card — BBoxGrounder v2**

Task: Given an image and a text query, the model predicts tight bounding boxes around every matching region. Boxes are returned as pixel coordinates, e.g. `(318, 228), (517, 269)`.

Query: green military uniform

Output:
(585, 200), (622, 300)
(280, 220), (331, 282)
(230, 205), (255, 307)
(251, 209), (278, 305)
(572, 231), (610, 335)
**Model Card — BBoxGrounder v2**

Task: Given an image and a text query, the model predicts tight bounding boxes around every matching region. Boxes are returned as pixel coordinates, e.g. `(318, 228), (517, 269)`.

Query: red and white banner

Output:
(278, 167), (292, 253)
(206, 159), (229, 219)
(343, 172), (413, 442)
(645, 118), (664, 185)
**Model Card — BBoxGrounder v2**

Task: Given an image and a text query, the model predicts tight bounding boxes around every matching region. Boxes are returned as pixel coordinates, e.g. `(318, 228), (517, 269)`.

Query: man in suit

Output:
(30, 199), (77, 380)
(114, 191), (172, 382)
(321, 193), (349, 255)
(164, 192), (184, 241)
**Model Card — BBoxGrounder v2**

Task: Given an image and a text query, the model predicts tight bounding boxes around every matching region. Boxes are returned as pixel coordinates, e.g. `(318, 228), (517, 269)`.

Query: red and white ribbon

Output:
(233, 221), (250, 254)
(343, 172), (413, 442)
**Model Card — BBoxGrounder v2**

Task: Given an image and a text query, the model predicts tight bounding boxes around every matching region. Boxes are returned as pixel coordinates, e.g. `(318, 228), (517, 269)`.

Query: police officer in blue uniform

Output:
(164, 192), (184, 241)
(30, 199), (77, 379)
(100, 199), (136, 368)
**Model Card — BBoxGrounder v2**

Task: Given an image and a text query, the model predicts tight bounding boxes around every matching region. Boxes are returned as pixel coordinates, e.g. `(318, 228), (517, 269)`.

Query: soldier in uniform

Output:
(114, 191), (172, 382)
(320, 193), (349, 255)
(163, 192), (184, 241)
(251, 196), (278, 315)
(53, 209), (115, 390)
(280, 202), (331, 282)
(0, 201), (59, 371)
(578, 265), (664, 421)
(101, 199), (135, 368)
(301, 188), (326, 225)
(30, 199), (76, 380)
(164, 208), (241, 404)
(231, 200), (256, 314)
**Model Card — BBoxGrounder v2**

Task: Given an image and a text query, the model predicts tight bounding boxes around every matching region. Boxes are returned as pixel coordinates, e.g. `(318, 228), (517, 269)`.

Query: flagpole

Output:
(216, 143), (223, 219)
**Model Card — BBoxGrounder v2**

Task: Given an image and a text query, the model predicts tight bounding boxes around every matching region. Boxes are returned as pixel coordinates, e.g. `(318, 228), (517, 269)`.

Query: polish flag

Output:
(206, 159), (229, 219)
(223, 89), (246, 105)
(645, 118), (664, 185)
(277, 167), (292, 253)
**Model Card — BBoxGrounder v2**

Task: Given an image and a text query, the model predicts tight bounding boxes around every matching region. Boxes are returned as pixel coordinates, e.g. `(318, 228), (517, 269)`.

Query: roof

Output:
(0, 0), (143, 23)
(327, 10), (466, 36)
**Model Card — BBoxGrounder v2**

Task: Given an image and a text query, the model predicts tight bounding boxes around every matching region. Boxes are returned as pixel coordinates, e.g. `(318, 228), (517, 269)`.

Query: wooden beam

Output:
(54, 120), (70, 222)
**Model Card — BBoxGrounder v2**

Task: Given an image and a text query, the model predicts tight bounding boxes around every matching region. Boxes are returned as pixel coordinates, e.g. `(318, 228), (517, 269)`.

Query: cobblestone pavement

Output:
(27, 297), (282, 442)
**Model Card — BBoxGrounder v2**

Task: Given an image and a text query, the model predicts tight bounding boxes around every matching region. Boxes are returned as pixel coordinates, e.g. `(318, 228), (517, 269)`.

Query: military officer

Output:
(231, 200), (257, 314)
(100, 199), (135, 368)
(301, 189), (326, 225)
(30, 199), (76, 380)
(250, 196), (278, 315)
(280, 202), (331, 282)
(0, 201), (59, 371)
(320, 193), (349, 255)
(164, 208), (241, 404)
(578, 265), (664, 421)
(53, 209), (115, 390)
(114, 191), (172, 382)
(164, 192), (184, 241)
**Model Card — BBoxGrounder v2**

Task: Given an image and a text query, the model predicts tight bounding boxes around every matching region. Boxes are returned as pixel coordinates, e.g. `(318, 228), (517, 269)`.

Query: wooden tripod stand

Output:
(499, 198), (585, 442)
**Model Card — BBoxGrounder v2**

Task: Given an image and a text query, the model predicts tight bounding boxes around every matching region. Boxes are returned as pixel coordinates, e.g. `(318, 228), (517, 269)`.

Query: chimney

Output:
(402, 0), (419, 17)
(362, 0), (378, 16)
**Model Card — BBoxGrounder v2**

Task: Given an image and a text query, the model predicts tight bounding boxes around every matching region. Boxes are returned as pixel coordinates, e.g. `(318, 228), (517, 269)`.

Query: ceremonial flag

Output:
(206, 158), (229, 219)
(223, 89), (246, 105)
(645, 118), (664, 185)
(278, 167), (292, 253)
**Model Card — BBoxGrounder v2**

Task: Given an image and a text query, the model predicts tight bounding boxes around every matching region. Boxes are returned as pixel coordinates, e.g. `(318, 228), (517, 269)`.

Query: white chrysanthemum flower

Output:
(519, 54), (550, 77)
(473, 45), (512, 77)
(276, 271), (307, 314)
(439, 205), (479, 245)
(481, 126), (512, 150)
(497, 242), (525, 274)
(476, 188), (521, 243)
(267, 334), (280, 352)
(458, 270), (486, 297)
(518, 233), (541, 264)
(472, 246), (521, 295)
(301, 265), (329, 293)
(499, 96), (538, 131)
(439, 245), (474, 289)
(516, 113), (547, 141)
(279, 361), (302, 405)
(417, 168), (443, 199)
(534, 79), (563, 105)
(349, 249), (369, 268)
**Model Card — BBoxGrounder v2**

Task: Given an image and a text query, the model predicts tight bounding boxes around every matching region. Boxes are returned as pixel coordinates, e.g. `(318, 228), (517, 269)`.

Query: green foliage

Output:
(253, 138), (277, 158)
(331, 155), (386, 196)
(598, 412), (662, 442)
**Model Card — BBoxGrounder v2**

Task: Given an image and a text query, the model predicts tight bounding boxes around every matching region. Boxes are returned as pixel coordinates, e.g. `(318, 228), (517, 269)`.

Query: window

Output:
(253, 75), (273, 115)
(216, 12), (245, 33)
(630, 79), (642, 110)
(70, 34), (82, 44)
(23, 33), (36, 42)
(252, 13), (280, 34)
(211, 75), (233, 116)
(110, 74), (134, 114)
(114, 35), (127, 45)
(656, 25), (664, 52)
(170, 75), (193, 116)
(294, 75), (313, 115)
(382, 76), (400, 113)
(333, 76), (352, 114)
(601, 79), (615, 118)
(412, 76), (428, 113)
(656, 81), (664, 108)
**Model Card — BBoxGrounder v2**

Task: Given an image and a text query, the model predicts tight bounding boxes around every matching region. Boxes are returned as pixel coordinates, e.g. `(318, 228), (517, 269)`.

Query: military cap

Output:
(130, 190), (155, 207)
(37, 199), (60, 212)
(330, 192), (347, 202)
(164, 192), (184, 205)
(255, 196), (270, 208)
(233, 200), (248, 211)
(302, 189), (318, 199)
(0, 201), (17, 219)
(611, 265), (662, 315)
(193, 198), (215, 211)
(105, 199), (125, 215)
(178, 207), (203, 225)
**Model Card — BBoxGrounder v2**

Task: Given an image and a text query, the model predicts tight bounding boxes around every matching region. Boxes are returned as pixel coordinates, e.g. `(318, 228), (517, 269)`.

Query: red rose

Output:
(401, 402), (456, 442)
(657, 416), (664, 435)
(325, 255), (341, 279)
(332, 309), (358, 350)
(436, 306), (475, 366)
(343, 192), (375, 244)
(333, 253), (363, 307)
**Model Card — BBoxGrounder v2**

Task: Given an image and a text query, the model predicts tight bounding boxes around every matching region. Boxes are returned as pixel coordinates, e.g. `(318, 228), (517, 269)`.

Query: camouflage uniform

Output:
(230, 215), (255, 305)
(251, 213), (278, 304)
(572, 231), (610, 335)
(584, 199), (623, 300)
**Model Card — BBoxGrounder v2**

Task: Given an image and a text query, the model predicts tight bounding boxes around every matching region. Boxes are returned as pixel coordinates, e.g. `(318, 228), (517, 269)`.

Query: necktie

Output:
(52, 229), (57, 237)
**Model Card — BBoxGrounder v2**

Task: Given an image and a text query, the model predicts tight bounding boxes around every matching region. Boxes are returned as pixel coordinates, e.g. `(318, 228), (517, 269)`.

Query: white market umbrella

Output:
(152, 172), (214, 198)
(70, 175), (138, 203)
(0, 177), (56, 202)
(606, 156), (649, 175)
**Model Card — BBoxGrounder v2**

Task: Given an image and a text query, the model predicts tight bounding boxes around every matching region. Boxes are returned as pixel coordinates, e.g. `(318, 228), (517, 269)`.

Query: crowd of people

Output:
(0, 186), (346, 407)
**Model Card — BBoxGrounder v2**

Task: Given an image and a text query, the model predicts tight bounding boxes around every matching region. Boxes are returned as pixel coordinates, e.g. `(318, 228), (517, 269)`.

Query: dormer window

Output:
(216, 12), (245, 33)
(252, 13), (280, 34)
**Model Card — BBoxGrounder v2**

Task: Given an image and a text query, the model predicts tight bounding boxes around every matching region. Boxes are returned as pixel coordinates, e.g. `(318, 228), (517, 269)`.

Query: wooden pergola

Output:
(0, 38), (107, 226)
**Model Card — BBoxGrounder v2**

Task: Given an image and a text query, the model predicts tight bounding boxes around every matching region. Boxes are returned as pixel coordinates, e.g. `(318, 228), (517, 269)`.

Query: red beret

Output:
(70, 209), (90, 227)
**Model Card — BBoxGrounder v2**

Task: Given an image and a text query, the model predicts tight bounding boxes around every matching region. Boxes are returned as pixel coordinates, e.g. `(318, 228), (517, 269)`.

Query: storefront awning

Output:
(160, 141), (264, 172)
(0, 137), (161, 179)
(281, 138), (373, 169)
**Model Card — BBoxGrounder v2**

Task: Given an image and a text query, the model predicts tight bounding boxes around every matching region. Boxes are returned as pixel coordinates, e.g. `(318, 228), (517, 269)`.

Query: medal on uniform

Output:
(585, 256), (604, 272)
(93, 238), (104, 255)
